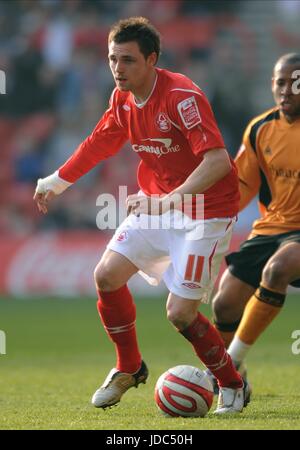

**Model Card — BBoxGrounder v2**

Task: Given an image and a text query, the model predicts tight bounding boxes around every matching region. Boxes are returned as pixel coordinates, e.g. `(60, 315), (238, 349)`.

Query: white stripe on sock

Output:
(105, 321), (136, 334)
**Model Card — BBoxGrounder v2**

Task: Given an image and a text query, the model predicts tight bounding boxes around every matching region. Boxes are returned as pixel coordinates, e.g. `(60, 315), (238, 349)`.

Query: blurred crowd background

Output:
(1, 0), (300, 235)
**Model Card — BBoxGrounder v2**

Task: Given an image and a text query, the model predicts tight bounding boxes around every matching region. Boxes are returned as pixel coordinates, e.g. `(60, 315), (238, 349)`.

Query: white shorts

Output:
(107, 211), (235, 302)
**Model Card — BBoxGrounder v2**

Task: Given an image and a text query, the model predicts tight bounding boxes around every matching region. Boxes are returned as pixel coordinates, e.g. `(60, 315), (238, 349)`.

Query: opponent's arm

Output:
(234, 127), (261, 212)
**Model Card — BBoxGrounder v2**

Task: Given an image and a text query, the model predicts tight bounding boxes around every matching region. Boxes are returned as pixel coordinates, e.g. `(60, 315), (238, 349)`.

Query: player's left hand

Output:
(126, 194), (169, 216)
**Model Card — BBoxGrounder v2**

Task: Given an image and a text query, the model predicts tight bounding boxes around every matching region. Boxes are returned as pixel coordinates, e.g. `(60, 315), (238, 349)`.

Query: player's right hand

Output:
(33, 171), (73, 214)
(33, 190), (55, 214)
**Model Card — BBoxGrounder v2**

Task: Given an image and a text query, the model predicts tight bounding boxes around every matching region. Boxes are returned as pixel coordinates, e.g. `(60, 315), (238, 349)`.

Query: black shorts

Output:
(226, 230), (300, 289)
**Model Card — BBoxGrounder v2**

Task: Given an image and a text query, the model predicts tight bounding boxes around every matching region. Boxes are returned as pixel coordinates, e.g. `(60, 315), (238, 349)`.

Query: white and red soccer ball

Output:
(154, 365), (214, 417)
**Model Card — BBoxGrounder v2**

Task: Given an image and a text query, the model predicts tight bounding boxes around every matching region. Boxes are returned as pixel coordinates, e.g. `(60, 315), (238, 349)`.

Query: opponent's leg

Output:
(229, 242), (300, 366)
(212, 269), (255, 348)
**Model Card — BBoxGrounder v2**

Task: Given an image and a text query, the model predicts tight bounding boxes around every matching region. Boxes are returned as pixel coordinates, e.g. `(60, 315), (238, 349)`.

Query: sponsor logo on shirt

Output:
(177, 96), (201, 129)
(156, 112), (171, 132)
(132, 138), (180, 158)
(270, 164), (300, 180)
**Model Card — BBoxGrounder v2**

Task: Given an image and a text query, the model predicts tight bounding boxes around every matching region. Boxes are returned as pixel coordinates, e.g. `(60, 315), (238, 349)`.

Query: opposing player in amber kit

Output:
(212, 53), (300, 382)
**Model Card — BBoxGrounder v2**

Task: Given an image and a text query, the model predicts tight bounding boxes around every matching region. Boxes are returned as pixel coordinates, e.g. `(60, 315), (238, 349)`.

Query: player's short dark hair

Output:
(276, 53), (300, 68)
(108, 17), (161, 63)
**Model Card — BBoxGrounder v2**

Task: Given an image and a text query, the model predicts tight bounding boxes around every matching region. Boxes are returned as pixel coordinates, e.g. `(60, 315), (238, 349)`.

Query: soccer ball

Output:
(154, 365), (214, 418)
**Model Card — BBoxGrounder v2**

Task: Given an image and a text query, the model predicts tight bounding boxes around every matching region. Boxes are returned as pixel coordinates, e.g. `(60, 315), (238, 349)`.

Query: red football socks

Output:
(181, 312), (243, 388)
(97, 285), (142, 374)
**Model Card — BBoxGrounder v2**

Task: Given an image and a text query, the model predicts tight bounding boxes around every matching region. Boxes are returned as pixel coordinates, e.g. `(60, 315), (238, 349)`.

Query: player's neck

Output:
(281, 110), (300, 124)
(133, 70), (157, 105)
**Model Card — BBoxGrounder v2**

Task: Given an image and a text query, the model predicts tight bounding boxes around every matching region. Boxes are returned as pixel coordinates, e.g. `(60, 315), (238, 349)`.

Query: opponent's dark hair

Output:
(108, 17), (161, 63)
(276, 53), (300, 67)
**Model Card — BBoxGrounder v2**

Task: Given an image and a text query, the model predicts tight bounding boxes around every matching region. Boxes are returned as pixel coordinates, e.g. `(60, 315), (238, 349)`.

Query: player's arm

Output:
(235, 124), (261, 211)
(169, 147), (231, 197)
(126, 148), (231, 215)
(34, 98), (128, 214)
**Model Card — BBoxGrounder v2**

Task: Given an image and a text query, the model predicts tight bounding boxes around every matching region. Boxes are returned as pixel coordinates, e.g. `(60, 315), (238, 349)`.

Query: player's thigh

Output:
(262, 242), (300, 285)
(94, 248), (139, 291)
(166, 292), (201, 329)
(212, 268), (256, 322)
(107, 213), (170, 286)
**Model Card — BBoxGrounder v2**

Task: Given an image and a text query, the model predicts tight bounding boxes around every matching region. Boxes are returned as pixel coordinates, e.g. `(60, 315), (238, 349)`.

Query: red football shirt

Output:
(59, 68), (239, 218)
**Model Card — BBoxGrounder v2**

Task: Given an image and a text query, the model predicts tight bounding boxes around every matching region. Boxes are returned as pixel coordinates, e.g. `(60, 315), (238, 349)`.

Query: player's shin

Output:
(180, 312), (243, 388)
(97, 285), (142, 373)
(228, 284), (285, 364)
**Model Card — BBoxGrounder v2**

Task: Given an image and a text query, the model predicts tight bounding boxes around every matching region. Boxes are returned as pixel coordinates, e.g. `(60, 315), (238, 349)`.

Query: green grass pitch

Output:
(1, 294), (300, 430)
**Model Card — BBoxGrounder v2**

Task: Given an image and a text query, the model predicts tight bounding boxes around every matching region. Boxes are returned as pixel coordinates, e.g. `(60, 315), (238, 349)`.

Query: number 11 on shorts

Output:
(184, 255), (205, 283)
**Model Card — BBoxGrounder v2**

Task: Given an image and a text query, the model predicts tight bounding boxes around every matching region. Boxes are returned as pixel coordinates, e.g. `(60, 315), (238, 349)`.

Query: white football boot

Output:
(214, 380), (251, 414)
(91, 360), (148, 408)
(205, 360), (250, 395)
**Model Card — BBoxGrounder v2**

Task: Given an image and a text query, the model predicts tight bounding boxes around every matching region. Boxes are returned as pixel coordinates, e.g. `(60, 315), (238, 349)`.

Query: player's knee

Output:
(94, 265), (119, 292)
(263, 260), (290, 287)
(211, 292), (223, 320)
(212, 291), (236, 323)
(166, 305), (179, 326)
(166, 304), (196, 330)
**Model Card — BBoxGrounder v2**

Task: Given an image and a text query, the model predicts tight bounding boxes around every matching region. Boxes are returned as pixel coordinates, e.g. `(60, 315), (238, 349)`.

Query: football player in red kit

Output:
(34, 17), (250, 414)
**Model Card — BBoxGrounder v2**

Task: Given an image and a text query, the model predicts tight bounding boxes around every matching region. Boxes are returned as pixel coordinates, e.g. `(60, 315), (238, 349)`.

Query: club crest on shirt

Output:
(264, 146), (272, 156)
(156, 112), (171, 132)
(177, 96), (201, 129)
(116, 231), (128, 242)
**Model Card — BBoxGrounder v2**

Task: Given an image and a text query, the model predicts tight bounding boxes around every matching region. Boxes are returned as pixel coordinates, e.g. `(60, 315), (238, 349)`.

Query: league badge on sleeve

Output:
(177, 96), (201, 129)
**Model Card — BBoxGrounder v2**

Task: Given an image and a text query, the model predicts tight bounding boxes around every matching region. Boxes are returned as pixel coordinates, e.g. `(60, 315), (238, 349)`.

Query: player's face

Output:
(108, 40), (157, 99)
(272, 63), (300, 122)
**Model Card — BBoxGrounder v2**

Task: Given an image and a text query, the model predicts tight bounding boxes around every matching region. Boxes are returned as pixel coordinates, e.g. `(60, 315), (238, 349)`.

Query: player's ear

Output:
(271, 77), (276, 93)
(147, 52), (158, 66)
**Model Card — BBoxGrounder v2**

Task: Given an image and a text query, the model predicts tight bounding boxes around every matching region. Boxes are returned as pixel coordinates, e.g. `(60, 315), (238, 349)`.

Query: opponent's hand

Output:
(33, 189), (55, 214)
